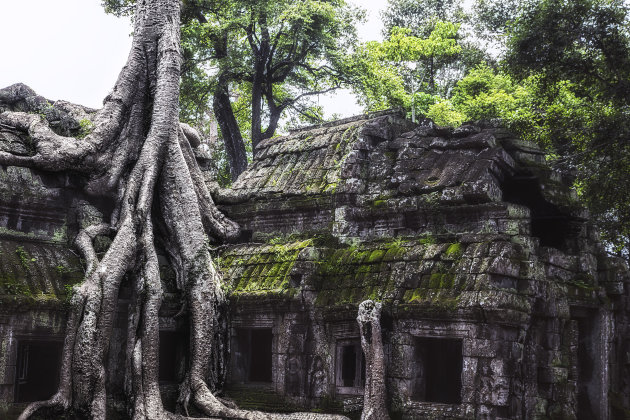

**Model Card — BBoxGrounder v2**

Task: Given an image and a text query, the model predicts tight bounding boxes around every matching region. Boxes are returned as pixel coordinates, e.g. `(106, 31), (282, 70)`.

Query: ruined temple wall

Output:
(215, 114), (630, 419)
(610, 274), (630, 418)
(0, 308), (67, 412)
(1, 113), (629, 419)
(225, 301), (320, 411)
(0, 163), (186, 416)
(388, 320), (523, 419)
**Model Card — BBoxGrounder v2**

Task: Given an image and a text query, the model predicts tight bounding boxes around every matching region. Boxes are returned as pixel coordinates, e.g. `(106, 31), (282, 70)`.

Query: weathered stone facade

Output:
(1, 112), (629, 419)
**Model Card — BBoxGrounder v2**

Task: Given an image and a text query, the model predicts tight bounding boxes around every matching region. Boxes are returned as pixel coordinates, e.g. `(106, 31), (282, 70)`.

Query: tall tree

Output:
(504, 0), (630, 258)
(380, 0), (487, 98)
(505, 0), (630, 102)
(1, 1), (346, 419)
(105, 0), (360, 181)
(179, 0), (360, 180)
(346, 21), (465, 116)
(381, 0), (464, 37)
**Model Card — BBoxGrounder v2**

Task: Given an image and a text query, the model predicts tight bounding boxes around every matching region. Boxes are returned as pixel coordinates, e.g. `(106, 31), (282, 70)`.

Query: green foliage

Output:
(451, 66), (520, 119)
(347, 21), (465, 113)
(425, 99), (464, 127)
(101, 0), (135, 16)
(383, 23), (462, 62)
(432, 9), (630, 257)
(505, 0), (630, 104)
(102, 0), (630, 260)
(380, 0), (491, 98)
(472, 0), (529, 38)
(77, 119), (95, 139)
(411, 91), (438, 115)
(466, 0), (630, 258)
(344, 40), (409, 111)
(382, 0), (465, 38)
(427, 64), (530, 126)
(15, 246), (33, 271)
(180, 0), (361, 145)
(106, 0), (361, 177)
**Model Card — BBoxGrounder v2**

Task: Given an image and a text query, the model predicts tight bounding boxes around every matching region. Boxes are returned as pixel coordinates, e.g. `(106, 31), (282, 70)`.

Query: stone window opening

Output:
(412, 337), (463, 404)
(14, 338), (63, 403)
(233, 328), (273, 384)
(501, 174), (581, 250)
(335, 340), (365, 395)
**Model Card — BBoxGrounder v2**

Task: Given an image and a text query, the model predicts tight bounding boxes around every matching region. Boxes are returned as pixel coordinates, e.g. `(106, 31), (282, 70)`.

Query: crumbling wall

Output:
(1, 112), (629, 419)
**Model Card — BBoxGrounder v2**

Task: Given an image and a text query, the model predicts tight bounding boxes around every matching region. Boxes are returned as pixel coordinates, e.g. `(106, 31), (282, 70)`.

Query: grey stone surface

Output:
(0, 112), (629, 419)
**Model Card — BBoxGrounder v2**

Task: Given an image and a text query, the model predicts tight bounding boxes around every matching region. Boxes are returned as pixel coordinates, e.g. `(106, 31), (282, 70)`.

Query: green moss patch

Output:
(219, 240), (315, 298)
(0, 239), (83, 302)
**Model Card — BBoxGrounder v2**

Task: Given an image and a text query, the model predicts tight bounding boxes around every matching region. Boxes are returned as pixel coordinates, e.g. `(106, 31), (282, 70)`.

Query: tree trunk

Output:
(251, 60), (265, 154)
(357, 301), (390, 420)
(213, 78), (248, 181)
(250, 14), (270, 155)
(0, 1), (350, 419)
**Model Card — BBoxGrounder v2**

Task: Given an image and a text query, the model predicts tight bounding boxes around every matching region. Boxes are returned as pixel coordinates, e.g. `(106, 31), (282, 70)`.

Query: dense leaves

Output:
(346, 21), (467, 114)
(428, 0), (630, 259)
(104, 0), (360, 180)
(381, 0), (465, 37)
(179, 0), (360, 179)
(103, 0), (630, 258)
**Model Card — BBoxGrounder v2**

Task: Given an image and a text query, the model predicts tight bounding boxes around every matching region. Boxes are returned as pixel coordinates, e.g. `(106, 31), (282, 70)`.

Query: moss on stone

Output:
(372, 199), (386, 207)
(367, 249), (386, 263)
(220, 239), (315, 298)
(0, 239), (83, 301)
(445, 242), (463, 258)
(418, 235), (436, 246)
(15, 245), (32, 271)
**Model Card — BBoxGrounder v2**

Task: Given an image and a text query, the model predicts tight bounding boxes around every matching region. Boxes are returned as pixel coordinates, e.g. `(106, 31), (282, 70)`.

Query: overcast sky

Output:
(0, 0), (387, 116)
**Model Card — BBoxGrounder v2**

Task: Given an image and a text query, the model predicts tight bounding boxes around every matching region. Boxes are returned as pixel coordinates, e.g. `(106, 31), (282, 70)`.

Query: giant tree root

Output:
(2, 0), (348, 419)
(357, 301), (390, 420)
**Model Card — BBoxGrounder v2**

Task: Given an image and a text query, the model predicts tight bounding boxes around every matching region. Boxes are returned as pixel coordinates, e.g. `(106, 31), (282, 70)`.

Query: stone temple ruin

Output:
(0, 110), (629, 419)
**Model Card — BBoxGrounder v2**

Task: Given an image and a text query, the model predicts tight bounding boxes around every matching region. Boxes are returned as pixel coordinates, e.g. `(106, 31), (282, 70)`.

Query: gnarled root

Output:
(11, 0), (349, 418)
(357, 301), (390, 420)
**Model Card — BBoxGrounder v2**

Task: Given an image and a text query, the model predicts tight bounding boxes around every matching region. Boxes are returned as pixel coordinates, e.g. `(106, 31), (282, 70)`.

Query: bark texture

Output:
(213, 79), (248, 181)
(357, 301), (390, 420)
(2, 1), (348, 419)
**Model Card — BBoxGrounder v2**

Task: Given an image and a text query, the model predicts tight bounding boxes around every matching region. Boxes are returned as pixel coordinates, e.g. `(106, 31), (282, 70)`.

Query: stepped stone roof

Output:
(0, 111), (623, 316)
(215, 112), (583, 240)
(212, 112), (623, 323)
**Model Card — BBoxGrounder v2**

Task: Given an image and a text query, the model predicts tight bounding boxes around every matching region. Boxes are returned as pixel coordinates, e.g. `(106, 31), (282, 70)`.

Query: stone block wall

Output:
(1, 112), (629, 419)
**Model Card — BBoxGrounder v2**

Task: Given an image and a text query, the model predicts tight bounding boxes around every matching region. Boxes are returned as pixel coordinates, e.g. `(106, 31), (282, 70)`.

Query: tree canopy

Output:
(425, 0), (630, 259)
(3, 1), (630, 418)
(104, 0), (361, 181)
(183, 0), (361, 180)
(103, 0), (630, 258)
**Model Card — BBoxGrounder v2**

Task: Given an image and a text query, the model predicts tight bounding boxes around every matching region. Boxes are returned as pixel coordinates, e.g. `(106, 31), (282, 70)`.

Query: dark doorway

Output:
(576, 317), (597, 420)
(341, 344), (357, 387)
(501, 175), (581, 250)
(249, 329), (273, 382)
(159, 330), (182, 383)
(15, 339), (63, 403)
(413, 337), (463, 404)
(335, 340), (365, 393)
(232, 328), (273, 383)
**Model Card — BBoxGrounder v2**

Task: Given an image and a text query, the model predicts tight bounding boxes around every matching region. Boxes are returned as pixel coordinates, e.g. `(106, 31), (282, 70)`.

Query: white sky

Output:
(0, 0), (388, 116)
